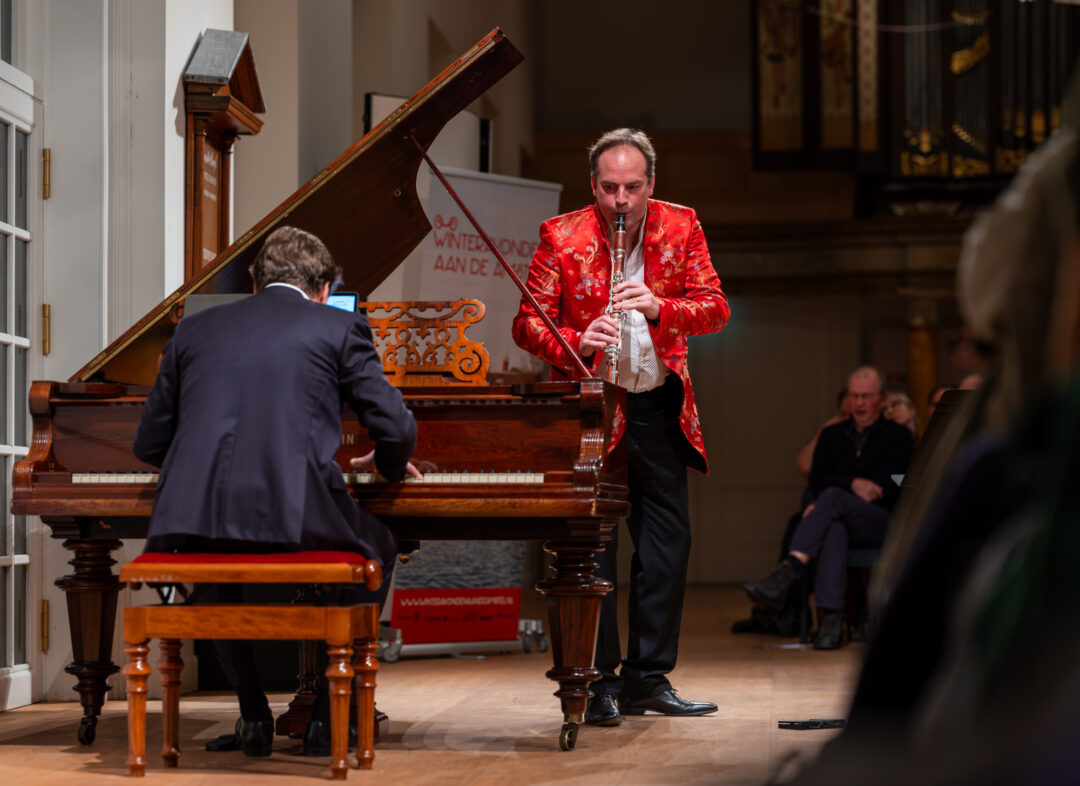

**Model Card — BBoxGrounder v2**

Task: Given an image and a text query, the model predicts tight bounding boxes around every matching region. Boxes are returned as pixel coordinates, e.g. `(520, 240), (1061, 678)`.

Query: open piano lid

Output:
(74, 28), (523, 387)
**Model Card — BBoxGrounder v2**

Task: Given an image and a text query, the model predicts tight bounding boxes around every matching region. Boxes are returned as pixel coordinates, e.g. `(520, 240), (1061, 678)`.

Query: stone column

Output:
(907, 297), (939, 433)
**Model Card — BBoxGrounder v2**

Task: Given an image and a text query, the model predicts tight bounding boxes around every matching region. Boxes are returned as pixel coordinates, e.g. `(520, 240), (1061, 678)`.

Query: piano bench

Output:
(119, 551), (384, 780)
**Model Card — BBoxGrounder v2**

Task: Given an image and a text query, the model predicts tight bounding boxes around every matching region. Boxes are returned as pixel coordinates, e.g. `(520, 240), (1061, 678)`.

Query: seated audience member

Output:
(742, 366), (914, 649)
(885, 391), (918, 434)
(133, 225), (420, 757)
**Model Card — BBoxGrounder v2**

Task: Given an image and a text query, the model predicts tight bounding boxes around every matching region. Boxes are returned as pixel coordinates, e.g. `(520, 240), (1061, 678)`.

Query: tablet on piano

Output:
(327, 291), (359, 313)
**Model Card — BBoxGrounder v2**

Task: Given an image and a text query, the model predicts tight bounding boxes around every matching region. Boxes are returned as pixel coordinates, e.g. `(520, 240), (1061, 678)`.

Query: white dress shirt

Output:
(615, 220), (668, 393)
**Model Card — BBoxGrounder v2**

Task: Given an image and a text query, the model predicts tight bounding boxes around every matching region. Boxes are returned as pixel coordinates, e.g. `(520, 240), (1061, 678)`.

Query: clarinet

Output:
(603, 213), (627, 384)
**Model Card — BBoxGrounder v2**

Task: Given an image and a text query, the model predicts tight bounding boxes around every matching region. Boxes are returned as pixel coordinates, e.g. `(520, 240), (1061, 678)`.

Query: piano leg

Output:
(275, 639), (320, 737)
(535, 538), (612, 751)
(55, 537), (124, 745)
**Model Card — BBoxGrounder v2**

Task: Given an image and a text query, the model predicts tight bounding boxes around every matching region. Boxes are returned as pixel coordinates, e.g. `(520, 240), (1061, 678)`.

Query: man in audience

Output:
(742, 366), (915, 649)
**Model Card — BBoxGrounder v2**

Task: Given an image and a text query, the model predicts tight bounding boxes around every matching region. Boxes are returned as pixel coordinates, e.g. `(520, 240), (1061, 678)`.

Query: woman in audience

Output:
(884, 392), (917, 434)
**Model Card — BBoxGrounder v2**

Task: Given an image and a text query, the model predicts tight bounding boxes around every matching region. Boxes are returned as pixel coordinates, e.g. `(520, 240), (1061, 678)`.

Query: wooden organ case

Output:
(751, 0), (1080, 212)
(12, 30), (628, 752)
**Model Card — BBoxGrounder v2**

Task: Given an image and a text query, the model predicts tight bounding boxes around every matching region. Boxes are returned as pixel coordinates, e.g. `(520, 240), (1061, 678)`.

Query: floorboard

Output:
(0, 586), (860, 785)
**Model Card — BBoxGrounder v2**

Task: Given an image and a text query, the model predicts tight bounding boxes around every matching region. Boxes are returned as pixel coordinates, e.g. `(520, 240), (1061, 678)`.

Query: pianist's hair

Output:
(588, 128), (656, 180)
(249, 225), (343, 297)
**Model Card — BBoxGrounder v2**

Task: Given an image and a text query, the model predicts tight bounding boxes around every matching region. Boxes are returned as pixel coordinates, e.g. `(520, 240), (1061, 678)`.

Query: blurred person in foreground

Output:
(787, 70), (1080, 786)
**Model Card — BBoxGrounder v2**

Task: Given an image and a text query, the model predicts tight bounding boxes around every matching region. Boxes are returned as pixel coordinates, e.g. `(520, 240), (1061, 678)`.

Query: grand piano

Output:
(11, 29), (628, 752)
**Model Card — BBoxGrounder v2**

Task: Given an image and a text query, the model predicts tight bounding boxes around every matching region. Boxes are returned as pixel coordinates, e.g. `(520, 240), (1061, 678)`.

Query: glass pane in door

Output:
(13, 564), (25, 665)
(0, 123), (7, 223)
(15, 130), (26, 229)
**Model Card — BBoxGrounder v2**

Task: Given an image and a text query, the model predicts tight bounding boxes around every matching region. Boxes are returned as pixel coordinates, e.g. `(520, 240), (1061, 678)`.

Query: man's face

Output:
(848, 373), (885, 430)
(591, 144), (654, 236)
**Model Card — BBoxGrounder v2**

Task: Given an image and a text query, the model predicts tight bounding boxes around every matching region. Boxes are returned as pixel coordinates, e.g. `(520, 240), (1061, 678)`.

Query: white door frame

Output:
(0, 54), (41, 711)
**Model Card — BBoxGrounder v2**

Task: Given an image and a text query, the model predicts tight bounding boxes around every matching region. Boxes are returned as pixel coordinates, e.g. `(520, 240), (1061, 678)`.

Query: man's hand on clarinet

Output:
(350, 450), (424, 480)
(612, 281), (659, 320)
(579, 314), (620, 357)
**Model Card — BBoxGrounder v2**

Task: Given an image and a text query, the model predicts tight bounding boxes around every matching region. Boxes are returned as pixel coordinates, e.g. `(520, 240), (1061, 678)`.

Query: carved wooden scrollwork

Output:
(359, 299), (490, 386)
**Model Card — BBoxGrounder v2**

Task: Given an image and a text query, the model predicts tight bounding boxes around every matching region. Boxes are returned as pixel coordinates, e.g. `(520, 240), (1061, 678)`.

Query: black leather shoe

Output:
(205, 717), (243, 752)
(619, 689), (717, 716)
(303, 718), (358, 757)
(813, 609), (844, 650)
(584, 694), (622, 726)
(205, 717), (273, 755)
(743, 561), (799, 611)
(239, 719), (274, 757)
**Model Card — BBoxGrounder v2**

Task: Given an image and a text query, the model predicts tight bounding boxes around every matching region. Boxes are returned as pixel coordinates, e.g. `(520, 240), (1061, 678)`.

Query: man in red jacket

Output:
(512, 128), (730, 726)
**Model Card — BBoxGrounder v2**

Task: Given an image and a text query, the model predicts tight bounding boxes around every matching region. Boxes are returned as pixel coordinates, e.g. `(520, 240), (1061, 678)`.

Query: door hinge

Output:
(42, 304), (51, 355)
(42, 148), (51, 199)
(41, 600), (49, 653)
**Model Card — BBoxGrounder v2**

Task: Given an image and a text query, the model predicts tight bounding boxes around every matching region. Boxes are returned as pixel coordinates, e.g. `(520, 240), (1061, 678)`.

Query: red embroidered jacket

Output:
(511, 200), (730, 472)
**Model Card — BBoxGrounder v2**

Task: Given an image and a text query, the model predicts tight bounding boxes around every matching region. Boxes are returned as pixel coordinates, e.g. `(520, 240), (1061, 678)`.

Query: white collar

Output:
(264, 282), (310, 300)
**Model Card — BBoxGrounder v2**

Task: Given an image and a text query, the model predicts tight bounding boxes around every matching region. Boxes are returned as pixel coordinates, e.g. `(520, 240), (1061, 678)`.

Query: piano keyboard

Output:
(343, 471), (544, 484)
(72, 473), (159, 484)
(69, 471), (545, 485)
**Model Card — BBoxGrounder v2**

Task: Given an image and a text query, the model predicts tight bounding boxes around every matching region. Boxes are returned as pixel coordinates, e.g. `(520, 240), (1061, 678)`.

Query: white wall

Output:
(162, 0), (234, 294)
(351, 0), (536, 176)
(299, 0), (353, 183)
(31, 0), (232, 702)
(233, 0), (300, 234)
(687, 294), (863, 582)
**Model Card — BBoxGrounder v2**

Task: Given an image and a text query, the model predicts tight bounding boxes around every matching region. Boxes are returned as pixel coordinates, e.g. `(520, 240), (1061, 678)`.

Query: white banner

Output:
(371, 168), (561, 378)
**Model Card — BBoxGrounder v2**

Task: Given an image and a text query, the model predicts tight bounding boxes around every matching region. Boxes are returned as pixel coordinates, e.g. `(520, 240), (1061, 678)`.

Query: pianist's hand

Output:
(350, 450), (424, 480)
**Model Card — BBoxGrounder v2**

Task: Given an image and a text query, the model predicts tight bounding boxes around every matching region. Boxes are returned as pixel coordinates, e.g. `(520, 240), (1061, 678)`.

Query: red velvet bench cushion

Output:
(120, 551), (382, 589)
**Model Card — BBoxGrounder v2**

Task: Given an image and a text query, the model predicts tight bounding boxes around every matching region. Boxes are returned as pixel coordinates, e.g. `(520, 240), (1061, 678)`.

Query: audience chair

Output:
(798, 546), (882, 646)
(120, 551), (383, 780)
(843, 547), (880, 640)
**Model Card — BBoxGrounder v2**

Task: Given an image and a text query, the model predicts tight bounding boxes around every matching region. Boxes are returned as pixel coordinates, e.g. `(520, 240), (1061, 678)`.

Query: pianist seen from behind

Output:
(133, 225), (420, 757)
(512, 128), (731, 727)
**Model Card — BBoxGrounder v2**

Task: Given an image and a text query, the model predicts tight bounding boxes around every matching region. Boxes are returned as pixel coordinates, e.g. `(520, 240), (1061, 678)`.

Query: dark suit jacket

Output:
(133, 285), (416, 566)
(809, 415), (915, 511)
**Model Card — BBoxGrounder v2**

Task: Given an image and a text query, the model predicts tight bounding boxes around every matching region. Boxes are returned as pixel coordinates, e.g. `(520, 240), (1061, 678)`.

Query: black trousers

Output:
(789, 487), (889, 611)
(593, 375), (691, 700)
(156, 536), (392, 721)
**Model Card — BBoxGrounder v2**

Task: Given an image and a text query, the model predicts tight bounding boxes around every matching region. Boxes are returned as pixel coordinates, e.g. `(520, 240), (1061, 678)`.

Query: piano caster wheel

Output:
(78, 716), (97, 745)
(559, 722), (578, 751)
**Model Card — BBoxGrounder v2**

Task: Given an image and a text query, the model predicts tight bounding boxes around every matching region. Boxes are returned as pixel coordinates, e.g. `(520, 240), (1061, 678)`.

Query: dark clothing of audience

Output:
(789, 486), (892, 612)
(810, 416), (915, 512)
(795, 416), (914, 609)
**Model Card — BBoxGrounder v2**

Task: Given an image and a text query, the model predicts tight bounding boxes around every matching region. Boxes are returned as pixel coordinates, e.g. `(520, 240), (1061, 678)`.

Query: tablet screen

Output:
(327, 292), (359, 313)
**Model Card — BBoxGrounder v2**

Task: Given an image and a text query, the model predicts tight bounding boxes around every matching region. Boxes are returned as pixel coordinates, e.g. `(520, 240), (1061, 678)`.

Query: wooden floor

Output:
(0, 587), (860, 785)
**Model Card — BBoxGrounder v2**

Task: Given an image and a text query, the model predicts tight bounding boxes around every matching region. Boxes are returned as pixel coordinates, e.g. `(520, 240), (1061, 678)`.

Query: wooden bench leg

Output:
(354, 639), (378, 771)
(326, 641), (354, 780)
(124, 639), (151, 776)
(159, 639), (183, 767)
